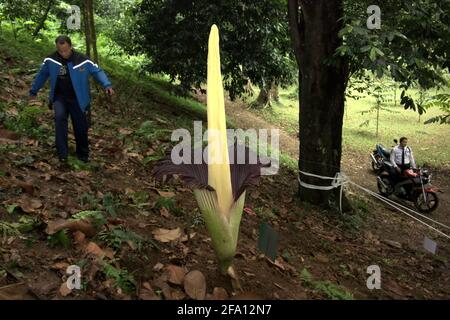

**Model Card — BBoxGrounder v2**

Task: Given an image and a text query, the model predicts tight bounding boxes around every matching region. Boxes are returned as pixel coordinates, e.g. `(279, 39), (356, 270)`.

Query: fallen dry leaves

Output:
(152, 227), (182, 243)
(166, 265), (186, 285)
(17, 195), (42, 214)
(46, 219), (97, 237)
(184, 270), (206, 300)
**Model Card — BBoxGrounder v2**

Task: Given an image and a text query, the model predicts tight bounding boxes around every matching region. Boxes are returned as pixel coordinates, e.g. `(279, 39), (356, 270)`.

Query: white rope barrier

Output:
(347, 181), (450, 240)
(298, 171), (450, 240)
(351, 181), (450, 231)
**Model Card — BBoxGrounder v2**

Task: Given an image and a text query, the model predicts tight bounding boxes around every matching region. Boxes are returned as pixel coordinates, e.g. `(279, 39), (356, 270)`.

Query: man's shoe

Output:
(78, 157), (89, 163)
(58, 156), (69, 169)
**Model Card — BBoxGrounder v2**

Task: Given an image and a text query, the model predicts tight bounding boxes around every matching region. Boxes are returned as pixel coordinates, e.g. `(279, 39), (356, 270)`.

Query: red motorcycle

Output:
(377, 167), (439, 214)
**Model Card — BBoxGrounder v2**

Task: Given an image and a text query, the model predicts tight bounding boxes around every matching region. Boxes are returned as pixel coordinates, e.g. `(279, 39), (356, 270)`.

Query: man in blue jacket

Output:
(29, 35), (114, 163)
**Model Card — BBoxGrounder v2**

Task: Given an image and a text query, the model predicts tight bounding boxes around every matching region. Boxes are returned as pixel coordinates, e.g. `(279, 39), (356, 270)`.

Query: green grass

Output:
(101, 260), (137, 294)
(300, 268), (354, 300)
(343, 89), (450, 168)
(249, 85), (450, 169)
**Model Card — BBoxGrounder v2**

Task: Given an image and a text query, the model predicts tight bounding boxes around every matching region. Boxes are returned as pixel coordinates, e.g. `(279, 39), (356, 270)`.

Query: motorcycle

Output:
(371, 140), (439, 213)
(376, 166), (439, 214)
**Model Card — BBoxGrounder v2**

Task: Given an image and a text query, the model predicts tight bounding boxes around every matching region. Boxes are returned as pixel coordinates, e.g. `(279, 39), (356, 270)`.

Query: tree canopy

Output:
(338, 0), (449, 113)
(132, 0), (296, 99)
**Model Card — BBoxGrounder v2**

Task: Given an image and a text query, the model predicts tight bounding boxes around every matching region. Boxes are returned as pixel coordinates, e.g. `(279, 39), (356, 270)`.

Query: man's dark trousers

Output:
(388, 163), (411, 188)
(53, 96), (89, 160)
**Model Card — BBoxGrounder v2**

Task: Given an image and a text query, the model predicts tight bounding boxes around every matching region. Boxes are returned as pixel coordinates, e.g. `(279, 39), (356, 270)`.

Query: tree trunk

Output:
(83, 1), (91, 58)
(256, 86), (271, 108)
(244, 78), (255, 95)
(271, 82), (279, 102)
(87, 0), (99, 64)
(11, 19), (17, 40)
(288, 0), (349, 208)
(254, 81), (279, 108)
(376, 103), (380, 138)
(32, 0), (54, 38)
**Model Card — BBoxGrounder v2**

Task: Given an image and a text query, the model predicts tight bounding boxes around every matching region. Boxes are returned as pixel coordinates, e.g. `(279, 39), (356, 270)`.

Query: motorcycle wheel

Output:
(377, 177), (393, 197)
(414, 191), (439, 214)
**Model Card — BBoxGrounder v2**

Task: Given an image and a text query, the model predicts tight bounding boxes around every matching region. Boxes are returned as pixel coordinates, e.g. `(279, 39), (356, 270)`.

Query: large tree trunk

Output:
(32, 0), (54, 38)
(288, 0), (349, 207)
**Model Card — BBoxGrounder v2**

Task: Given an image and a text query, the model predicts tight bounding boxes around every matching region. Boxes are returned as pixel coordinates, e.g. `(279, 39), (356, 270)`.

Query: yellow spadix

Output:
(207, 24), (234, 218)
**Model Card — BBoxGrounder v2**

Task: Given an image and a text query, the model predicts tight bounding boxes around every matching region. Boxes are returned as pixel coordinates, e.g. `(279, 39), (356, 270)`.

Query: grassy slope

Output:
(249, 86), (450, 169)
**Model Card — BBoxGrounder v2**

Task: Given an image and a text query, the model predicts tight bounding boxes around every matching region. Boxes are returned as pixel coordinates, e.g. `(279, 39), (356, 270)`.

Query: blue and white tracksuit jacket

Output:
(29, 50), (112, 111)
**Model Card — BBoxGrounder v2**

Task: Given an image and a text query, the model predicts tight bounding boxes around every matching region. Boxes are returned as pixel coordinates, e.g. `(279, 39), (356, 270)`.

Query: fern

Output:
(98, 225), (144, 251)
(102, 262), (136, 294)
(0, 221), (20, 237)
(71, 210), (106, 227)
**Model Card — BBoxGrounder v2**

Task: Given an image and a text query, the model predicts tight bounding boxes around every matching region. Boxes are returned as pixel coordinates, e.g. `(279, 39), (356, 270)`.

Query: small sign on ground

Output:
(423, 236), (437, 254)
(257, 222), (278, 260)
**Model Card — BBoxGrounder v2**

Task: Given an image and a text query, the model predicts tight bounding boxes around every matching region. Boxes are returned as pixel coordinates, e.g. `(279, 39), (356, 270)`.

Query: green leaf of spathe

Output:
(194, 189), (246, 274)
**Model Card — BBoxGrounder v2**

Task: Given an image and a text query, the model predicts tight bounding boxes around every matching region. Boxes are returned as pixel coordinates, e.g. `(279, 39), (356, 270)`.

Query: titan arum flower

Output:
(153, 25), (268, 279)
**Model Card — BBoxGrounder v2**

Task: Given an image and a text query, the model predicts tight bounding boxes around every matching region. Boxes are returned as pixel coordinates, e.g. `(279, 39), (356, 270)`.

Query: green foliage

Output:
(0, 220), (21, 236)
(300, 268), (354, 300)
(13, 215), (42, 233)
(423, 93), (450, 124)
(101, 261), (136, 294)
(254, 206), (277, 221)
(358, 80), (395, 135)
(71, 210), (106, 227)
(97, 225), (144, 251)
(13, 155), (35, 167)
(67, 156), (92, 171)
(135, 120), (172, 142)
(142, 145), (166, 166)
(154, 196), (183, 216)
(79, 192), (99, 210)
(4, 104), (46, 138)
(95, 0), (140, 55)
(342, 212), (365, 231)
(133, 0), (296, 99)
(0, 0), (59, 35)
(129, 191), (150, 209)
(339, 0), (450, 113)
(191, 211), (205, 228)
(6, 204), (18, 214)
(102, 192), (119, 217)
(47, 229), (71, 248)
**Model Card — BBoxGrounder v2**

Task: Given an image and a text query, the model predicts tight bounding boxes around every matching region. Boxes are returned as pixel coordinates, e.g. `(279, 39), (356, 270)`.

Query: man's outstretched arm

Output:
(85, 61), (114, 94)
(29, 62), (50, 96)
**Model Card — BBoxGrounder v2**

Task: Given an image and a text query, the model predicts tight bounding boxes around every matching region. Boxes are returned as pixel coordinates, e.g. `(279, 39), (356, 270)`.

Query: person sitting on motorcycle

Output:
(389, 137), (417, 193)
